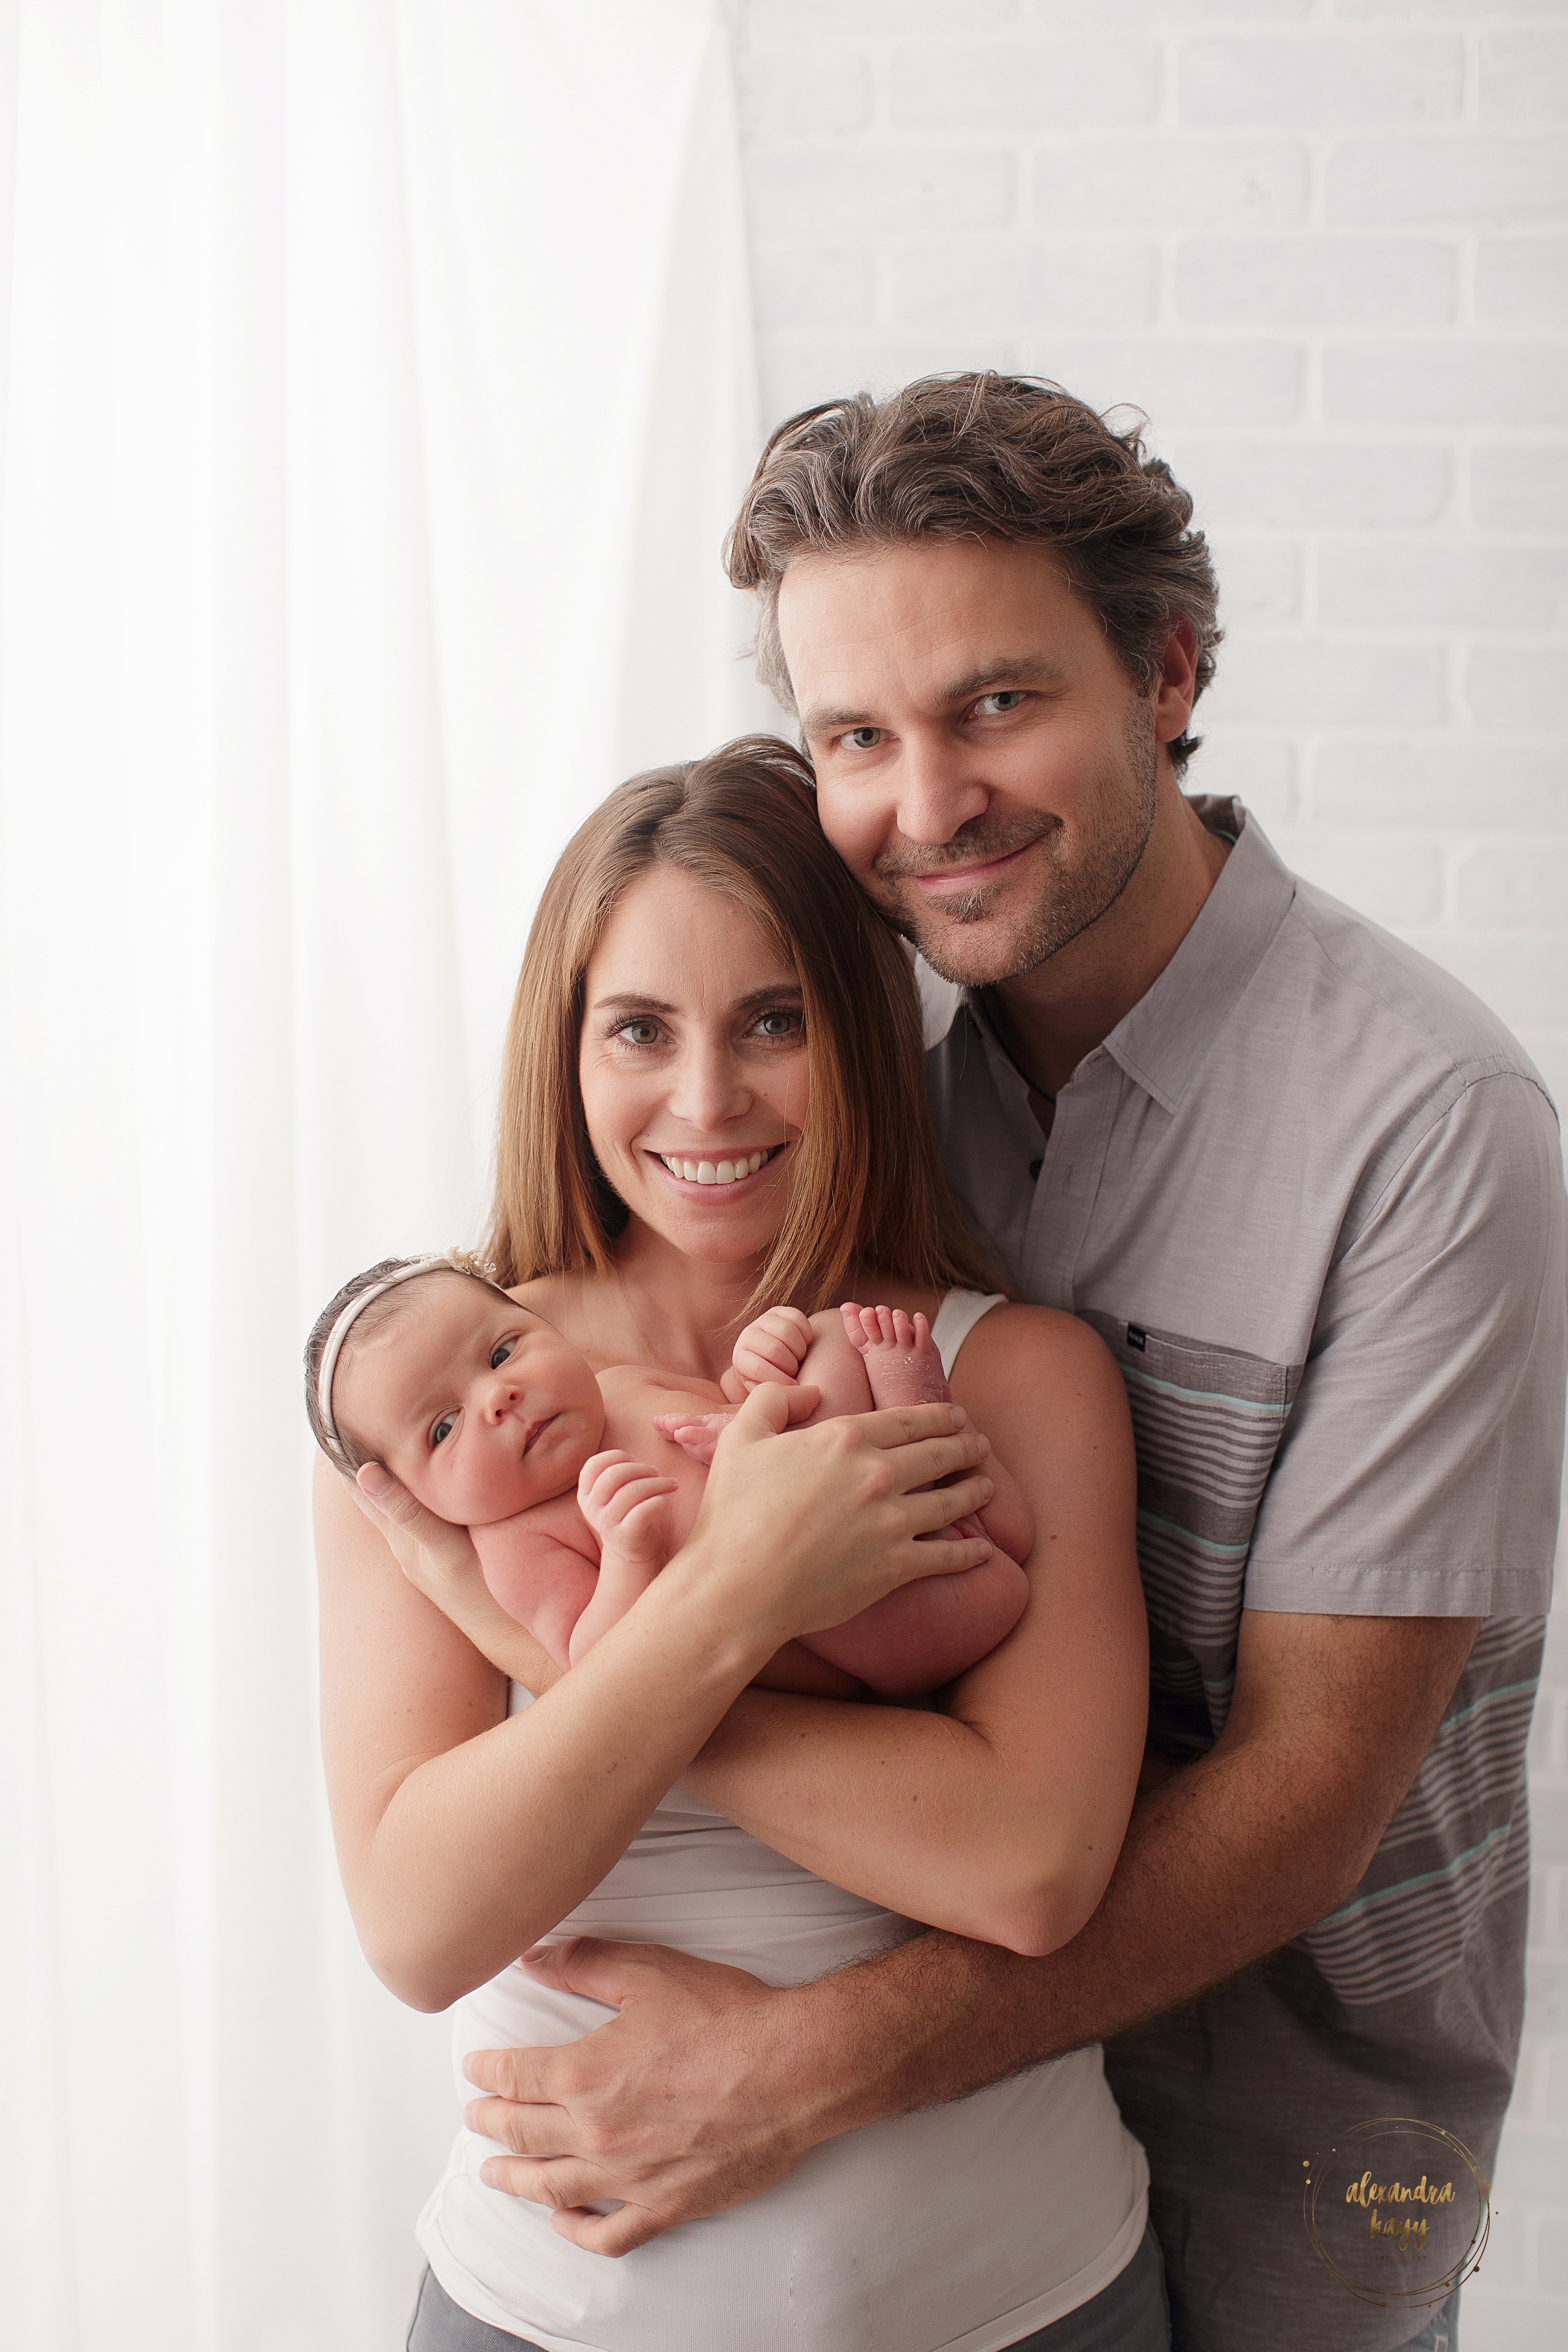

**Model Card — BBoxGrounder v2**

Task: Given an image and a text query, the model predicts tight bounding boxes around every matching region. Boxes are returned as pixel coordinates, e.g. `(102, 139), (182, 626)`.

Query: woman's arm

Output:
(318, 1388), (998, 2010)
(678, 1307), (1147, 1957)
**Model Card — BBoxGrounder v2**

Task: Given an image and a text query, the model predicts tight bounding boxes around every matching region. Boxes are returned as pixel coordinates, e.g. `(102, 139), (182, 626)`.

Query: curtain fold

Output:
(0, 6), (772, 2345)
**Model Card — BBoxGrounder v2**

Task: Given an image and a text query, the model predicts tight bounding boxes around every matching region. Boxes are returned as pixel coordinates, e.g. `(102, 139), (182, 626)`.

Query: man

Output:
(463, 377), (1566, 2351)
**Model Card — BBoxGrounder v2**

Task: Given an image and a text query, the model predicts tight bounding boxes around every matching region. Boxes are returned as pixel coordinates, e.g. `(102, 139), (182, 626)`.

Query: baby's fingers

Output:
(735, 1338), (800, 1383)
(578, 1451), (661, 1506)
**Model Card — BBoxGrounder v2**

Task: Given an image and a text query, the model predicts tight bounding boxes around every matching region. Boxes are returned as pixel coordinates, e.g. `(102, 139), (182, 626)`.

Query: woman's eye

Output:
(431, 1415), (455, 1447)
(752, 1007), (803, 1041)
(489, 1341), (514, 1369)
(975, 691), (1026, 717)
(615, 1018), (664, 1047)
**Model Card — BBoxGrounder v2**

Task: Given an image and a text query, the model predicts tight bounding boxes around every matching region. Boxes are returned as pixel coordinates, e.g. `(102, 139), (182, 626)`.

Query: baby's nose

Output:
(483, 1376), (522, 1421)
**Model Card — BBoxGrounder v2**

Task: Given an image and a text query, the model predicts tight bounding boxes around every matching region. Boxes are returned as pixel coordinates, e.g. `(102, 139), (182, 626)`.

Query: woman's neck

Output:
(608, 1218), (764, 1383)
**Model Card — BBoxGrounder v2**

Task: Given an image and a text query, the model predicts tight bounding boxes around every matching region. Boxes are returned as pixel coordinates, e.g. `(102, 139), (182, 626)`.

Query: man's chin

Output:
(901, 909), (1045, 990)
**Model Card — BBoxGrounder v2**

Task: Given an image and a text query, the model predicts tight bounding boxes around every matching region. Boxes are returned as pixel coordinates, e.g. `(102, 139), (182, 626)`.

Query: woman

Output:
(316, 738), (1165, 2351)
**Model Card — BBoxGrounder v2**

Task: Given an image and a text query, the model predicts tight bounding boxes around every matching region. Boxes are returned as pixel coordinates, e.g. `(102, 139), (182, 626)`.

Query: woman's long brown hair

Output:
(484, 736), (1000, 1318)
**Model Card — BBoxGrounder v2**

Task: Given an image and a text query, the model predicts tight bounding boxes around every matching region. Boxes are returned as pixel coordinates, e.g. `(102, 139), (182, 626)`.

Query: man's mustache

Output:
(873, 813), (1057, 885)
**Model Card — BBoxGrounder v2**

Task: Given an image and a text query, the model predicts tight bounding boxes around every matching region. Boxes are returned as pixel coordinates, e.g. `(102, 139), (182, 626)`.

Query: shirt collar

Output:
(947, 798), (1298, 1117)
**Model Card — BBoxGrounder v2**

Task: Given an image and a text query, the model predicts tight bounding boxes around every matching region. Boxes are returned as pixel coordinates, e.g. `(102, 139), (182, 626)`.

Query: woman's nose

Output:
(666, 1042), (750, 1133)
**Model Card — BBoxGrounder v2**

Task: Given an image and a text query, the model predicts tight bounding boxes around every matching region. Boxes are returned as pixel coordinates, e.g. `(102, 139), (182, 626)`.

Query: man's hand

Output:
(459, 1610), (1484, 2254)
(463, 1938), (825, 2256)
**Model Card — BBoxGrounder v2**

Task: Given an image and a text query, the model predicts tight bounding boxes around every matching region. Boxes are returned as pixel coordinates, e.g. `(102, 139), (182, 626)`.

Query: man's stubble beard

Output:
(870, 699), (1160, 989)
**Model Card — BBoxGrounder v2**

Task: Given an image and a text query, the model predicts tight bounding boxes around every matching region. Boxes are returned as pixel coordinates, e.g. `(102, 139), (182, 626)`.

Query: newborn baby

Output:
(307, 1257), (1032, 1699)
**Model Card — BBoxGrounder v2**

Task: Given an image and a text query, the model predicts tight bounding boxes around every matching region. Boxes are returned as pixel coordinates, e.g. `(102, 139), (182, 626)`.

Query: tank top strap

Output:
(929, 1288), (1008, 1379)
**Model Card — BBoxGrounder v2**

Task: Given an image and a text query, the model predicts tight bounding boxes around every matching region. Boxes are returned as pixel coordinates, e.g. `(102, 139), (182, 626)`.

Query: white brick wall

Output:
(736, 5), (1568, 2340)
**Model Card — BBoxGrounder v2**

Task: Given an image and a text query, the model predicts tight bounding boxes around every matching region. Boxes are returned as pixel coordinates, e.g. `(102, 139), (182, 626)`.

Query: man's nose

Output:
(892, 736), (990, 847)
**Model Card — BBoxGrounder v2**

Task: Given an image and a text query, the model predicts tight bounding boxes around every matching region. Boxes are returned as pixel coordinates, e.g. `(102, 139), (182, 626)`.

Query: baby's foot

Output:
(840, 1303), (952, 1409)
(651, 1409), (734, 1467)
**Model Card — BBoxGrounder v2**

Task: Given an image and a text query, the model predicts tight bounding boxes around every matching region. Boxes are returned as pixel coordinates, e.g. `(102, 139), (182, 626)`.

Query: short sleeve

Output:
(1246, 1071), (1567, 1616)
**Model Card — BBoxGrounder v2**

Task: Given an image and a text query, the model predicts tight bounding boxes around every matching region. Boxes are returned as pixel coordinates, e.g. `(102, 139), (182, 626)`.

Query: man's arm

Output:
(464, 1605), (1478, 2256)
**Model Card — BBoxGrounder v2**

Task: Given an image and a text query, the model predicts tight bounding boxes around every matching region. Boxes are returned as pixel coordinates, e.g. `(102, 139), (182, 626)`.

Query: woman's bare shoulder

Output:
(952, 1301), (1122, 1392)
(508, 1269), (578, 1318)
(509, 1268), (630, 1368)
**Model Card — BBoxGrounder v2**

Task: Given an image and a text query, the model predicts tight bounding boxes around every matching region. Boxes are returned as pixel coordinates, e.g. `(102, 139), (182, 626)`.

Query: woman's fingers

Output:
(883, 1430), (994, 1496)
(351, 1462), (480, 1592)
(904, 1473), (996, 1534)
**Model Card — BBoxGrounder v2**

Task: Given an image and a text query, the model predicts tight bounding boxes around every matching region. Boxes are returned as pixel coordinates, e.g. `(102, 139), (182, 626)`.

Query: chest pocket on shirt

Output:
(1080, 1313), (1303, 1756)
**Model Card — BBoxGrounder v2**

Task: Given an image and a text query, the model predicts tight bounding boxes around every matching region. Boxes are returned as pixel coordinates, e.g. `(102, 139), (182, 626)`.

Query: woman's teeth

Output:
(658, 1148), (774, 1186)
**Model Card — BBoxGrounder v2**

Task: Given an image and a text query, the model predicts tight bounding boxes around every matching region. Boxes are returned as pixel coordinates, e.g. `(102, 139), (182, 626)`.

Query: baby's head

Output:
(305, 1256), (606, 1527)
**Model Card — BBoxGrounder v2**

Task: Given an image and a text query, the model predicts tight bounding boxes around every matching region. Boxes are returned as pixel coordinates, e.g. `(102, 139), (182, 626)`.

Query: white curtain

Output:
(0, 5), (772, 2345)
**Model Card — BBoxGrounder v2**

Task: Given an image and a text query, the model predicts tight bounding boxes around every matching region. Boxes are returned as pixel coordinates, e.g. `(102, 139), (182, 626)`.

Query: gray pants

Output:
(1398, 2289), (1460, 2351)
(406, 2221), (1170, 2351)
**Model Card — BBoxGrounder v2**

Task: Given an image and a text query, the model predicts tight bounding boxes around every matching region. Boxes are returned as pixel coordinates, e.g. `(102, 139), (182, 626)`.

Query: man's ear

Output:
(1153, 620), (1199, 747)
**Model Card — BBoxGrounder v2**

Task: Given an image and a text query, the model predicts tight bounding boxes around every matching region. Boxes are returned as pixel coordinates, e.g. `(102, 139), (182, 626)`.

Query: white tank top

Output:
(416, 1291), (1147, 2352)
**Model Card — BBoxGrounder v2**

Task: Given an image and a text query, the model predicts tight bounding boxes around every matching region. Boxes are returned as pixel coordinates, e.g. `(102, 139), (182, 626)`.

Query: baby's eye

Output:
(490, 1340), (515, 1369)
(431, 1414), (456, 1448)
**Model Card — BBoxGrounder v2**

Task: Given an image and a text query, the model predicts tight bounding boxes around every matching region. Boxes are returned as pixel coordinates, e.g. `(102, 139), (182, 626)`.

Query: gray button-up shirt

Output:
(923, 799), (1566, 2352)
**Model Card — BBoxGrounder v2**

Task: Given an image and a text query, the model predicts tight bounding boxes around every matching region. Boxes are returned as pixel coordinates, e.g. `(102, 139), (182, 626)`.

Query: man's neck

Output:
(984, 782), (1231, 1103)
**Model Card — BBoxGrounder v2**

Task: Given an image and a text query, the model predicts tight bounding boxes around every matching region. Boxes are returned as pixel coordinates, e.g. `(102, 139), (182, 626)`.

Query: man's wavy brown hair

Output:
(725, 371), (1221, 774)
(483, 736), (998, 1321)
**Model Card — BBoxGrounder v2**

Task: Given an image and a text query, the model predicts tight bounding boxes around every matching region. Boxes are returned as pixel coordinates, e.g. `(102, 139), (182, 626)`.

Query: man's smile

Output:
(904, 841), (1037, 898)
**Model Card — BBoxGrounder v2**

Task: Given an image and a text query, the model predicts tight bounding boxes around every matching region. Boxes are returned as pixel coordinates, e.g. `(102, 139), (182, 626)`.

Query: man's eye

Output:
(975, 691), (1026, 716)
(490, 1341), (514, 1369)
(845, 726), (882, 749)
(431, 1416), (455, 1447)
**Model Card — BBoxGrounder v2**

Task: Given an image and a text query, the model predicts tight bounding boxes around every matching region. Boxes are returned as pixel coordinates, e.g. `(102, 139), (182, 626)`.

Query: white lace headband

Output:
(316, 1256), (449, 1460)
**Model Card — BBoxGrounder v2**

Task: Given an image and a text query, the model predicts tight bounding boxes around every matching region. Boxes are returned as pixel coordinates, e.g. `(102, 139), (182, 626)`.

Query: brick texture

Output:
(736, 3), (1568, 2334)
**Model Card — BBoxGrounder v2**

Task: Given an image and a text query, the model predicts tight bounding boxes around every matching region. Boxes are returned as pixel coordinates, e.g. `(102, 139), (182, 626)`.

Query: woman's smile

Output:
(649, 1141), (788, 1189)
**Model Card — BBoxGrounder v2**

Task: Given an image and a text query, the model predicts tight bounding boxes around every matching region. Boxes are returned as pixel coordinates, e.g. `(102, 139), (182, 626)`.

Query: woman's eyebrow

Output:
(735, 983), (802, 1009)
(589, 991), (678, 1016)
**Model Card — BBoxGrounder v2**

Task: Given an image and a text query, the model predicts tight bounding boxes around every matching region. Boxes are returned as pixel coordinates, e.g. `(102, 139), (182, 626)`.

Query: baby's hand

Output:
(732, 1305), (815, 1392)
(652, 1409), (734, 1467)
(577, 1450), (678, 1569)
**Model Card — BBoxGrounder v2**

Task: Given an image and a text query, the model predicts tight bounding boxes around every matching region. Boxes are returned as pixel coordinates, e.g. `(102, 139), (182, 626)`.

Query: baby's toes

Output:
(891, 1309), (915, 1350)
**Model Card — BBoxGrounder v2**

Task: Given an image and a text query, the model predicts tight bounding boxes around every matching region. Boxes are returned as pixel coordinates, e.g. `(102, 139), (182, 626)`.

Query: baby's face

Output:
(335, 1275), (605, 1527)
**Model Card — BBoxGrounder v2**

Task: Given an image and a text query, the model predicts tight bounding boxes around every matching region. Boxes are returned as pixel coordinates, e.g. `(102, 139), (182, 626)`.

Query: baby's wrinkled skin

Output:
(332, 1269), (1032, 1698)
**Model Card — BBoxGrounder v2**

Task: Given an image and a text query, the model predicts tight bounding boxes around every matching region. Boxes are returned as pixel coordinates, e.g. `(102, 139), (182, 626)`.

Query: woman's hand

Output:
(353, 1461), (483, 1601)
(666, 1380), (996, 1648)
(350, 1464), (558, 1694)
